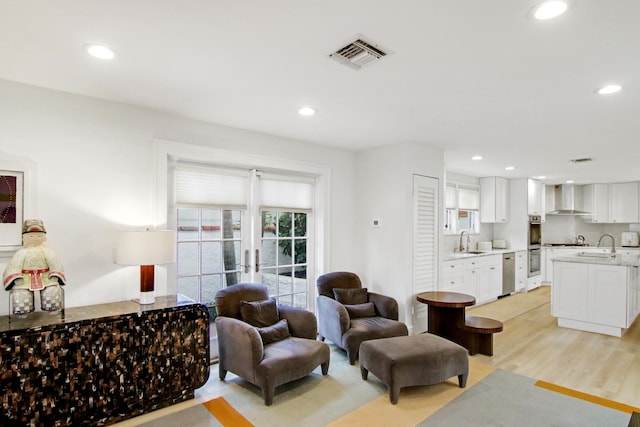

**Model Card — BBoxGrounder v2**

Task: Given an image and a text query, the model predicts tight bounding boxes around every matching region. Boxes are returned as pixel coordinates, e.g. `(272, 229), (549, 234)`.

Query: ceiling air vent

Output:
(330, 37), (387, 70)
(571, 157), (593, 164)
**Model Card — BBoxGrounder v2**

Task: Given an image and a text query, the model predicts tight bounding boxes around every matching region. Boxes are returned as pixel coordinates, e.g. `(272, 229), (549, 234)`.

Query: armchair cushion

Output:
(345, 302), (376, 319)
(333, 287), (368, 305)
(240, 298), (279, 327)
(257, 319), (290, 344)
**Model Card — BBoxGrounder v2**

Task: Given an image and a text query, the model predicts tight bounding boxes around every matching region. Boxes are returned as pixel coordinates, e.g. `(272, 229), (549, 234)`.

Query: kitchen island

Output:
(552, 253), (640, 337)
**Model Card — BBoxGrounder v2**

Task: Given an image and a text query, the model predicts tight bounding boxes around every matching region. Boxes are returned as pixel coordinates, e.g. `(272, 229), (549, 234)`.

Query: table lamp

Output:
(116, 229), (176, 304)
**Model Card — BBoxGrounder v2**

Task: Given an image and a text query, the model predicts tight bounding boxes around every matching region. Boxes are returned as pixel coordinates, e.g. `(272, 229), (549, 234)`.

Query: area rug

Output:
(417, 369), (632, 426)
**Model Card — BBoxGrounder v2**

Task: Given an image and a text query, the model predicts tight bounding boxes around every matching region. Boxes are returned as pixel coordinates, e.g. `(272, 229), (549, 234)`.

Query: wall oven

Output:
(528, 216), (541, 277)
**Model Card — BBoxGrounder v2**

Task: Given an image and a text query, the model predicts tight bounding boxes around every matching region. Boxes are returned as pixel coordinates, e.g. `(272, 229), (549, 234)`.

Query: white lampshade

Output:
(115, 229), (176, 305)
(116, 230), (176, 266)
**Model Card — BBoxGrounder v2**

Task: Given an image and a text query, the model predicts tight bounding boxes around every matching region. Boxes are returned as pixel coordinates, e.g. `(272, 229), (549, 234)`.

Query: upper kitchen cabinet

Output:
(583, 184), (609, 223)
(583, 182), (639, 223)
(480, 176), (509, 223)
(609, 182), (639, 223)
(527, 179), (545, 220)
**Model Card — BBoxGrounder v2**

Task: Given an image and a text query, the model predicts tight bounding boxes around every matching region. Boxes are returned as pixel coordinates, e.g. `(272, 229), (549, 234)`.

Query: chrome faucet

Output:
(597, 233), (616, 255)
(459, 231), (470, 252)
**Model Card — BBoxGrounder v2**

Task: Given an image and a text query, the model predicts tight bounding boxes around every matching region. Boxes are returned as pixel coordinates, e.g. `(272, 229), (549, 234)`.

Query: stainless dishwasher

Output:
(502, 252), (515, 296)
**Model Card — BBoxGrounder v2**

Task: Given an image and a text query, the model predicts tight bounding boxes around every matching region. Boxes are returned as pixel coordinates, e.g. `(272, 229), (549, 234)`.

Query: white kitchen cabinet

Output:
(552, 262), (589, 321)
(589, 265), (627, 327)
(476, 258), (502, 303)
(552, 261), (639, 336)
(441, 259), (466, 293)
(609, 182), (639, 223)
(441, 255), (502, 304)
(480, 177), (509, 223)
(583, 184), (609, 223)
(527, 178), (545, 219)
(515, 251), (527, 291)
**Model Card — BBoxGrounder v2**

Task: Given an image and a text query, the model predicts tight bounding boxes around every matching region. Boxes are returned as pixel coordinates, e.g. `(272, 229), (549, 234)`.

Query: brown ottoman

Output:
(359, 333), (468, 404)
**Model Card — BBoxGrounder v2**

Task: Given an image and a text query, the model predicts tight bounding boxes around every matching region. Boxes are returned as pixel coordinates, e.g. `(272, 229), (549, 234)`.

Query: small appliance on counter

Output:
(621, 232), (639, 247)
(478, 241), (492, 251)
(493, 239), (508, 249)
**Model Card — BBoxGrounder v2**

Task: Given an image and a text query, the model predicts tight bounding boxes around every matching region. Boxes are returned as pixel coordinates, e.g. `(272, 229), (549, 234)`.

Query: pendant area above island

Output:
(552, 254), (640, 337)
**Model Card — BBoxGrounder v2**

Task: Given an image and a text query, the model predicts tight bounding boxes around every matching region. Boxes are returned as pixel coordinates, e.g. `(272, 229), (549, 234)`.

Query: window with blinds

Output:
(444, 184), (480, 234)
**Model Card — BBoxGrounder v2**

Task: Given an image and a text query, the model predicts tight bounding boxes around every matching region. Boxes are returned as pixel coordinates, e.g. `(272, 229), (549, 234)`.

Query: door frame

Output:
(153, 139), (330, 312)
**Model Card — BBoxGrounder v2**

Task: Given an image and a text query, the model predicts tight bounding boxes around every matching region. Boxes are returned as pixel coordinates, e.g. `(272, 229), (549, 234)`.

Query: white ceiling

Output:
(2, 0), (639, 184)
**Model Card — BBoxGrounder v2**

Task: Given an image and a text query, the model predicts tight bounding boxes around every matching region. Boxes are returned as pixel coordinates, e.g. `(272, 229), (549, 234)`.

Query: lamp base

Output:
(139, 265), (155, 305)
(138, 291), (155, 305)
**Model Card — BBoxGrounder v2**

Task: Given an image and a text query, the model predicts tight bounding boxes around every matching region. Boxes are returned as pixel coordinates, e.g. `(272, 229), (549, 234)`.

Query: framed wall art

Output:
(0, 169), (24, 249)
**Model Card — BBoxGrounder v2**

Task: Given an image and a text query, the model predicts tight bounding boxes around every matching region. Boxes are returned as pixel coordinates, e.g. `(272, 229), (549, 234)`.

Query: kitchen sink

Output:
(576, 252), (614, 258)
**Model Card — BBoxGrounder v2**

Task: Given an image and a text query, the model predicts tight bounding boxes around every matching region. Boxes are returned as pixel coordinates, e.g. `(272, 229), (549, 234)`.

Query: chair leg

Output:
(321, 361), (329, 375)
(319, 335), (325, 341)
(219, 367), (227, 380)
(263, 386), (275, 406)
(360, 366), (369, 380)
(458, 372), (468, 388)
(348, 350), (357, 365)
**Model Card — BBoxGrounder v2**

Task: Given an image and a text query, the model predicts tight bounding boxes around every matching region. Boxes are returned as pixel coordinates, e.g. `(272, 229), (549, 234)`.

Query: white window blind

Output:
(175, 165), (248, 208)
(445, 185), (457, 209)
(259, 174), (314, 210)
(458, 187), (480, 210)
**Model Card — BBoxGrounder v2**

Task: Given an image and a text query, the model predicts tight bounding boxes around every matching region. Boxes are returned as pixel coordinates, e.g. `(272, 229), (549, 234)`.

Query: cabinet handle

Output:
(490, 267), (496, 270)
(255, 249), (260, 273)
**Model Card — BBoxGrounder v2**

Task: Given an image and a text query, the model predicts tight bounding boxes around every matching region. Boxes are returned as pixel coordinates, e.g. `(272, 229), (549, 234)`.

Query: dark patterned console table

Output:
(0, 295), (210, 426)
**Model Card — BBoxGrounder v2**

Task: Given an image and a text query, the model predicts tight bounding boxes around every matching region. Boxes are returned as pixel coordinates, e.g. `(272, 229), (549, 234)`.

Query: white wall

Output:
(355, 142), (444, 328)
(0, 79), (357, 314)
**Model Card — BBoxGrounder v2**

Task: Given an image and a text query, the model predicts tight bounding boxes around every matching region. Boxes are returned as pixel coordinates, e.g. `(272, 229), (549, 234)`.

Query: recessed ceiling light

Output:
(298, 107), (317, 116)
(566, 180), (574, 184)
(532, 1), (568, 20)
(536, 176), (547, 180)
(505, 166), (515, 171)
(84, 44), (117, 60)
(596, 84), (622, 95)
(471, 155), (483, 161)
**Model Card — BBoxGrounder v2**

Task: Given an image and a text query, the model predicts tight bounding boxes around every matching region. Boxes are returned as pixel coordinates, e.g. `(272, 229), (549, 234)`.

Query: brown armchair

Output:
(316, 272), (408, 365)
(215, 283), (330, 405)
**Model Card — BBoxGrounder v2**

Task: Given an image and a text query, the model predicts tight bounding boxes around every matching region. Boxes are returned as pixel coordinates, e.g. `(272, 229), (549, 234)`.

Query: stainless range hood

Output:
(546, 184), (592, 216)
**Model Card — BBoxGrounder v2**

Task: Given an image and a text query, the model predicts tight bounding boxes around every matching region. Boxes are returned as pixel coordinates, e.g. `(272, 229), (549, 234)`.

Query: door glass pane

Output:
(177, 242), (199, 276)
(278, 212), (292, 237)
(202, 241), (220, 274)
(260, 210), (308, 308)
(278, 240), (292, 266)
(202, 210), (221, 239)
(202, 274), (222, 307)
(177, 208), (243, 311)
(177, 209), (199, 240)
(177, 276), (199, 302)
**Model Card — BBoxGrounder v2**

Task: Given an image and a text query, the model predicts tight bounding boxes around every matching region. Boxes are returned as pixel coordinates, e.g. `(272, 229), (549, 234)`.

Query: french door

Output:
(175, 166), (314, 312)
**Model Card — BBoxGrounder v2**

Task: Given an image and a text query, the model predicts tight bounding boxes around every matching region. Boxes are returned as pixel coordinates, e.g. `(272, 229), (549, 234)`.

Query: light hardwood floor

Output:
(468, 286), (640, 408)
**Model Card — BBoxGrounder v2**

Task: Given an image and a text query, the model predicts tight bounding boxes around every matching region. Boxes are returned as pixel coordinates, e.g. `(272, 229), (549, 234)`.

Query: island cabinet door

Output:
(553, 262), (589, 321)
(588, 265), (628, 328)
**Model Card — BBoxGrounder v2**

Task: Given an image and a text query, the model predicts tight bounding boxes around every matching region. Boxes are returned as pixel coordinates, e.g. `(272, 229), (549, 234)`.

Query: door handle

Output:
(244, 249), (250, 274)
(255, 249), (260, 273)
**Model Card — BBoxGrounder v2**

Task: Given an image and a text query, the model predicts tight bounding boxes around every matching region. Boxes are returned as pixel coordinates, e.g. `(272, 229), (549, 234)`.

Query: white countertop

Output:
(443, 249), (521, 261)
(552, 253), (640, 267)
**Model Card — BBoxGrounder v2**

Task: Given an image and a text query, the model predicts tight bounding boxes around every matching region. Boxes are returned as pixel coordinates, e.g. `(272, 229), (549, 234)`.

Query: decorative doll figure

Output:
(2, 219), (66, 314)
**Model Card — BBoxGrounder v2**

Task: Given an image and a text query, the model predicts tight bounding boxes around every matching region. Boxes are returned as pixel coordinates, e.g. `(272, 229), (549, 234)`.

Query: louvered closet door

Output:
(412, 174), (439, 333)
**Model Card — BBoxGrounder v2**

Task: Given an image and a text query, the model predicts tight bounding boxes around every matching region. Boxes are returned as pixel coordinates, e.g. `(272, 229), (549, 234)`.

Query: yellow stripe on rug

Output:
(204, 396), (254, 427)
(535, 380), (640, 414)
